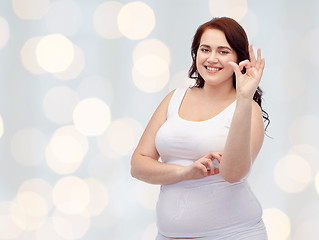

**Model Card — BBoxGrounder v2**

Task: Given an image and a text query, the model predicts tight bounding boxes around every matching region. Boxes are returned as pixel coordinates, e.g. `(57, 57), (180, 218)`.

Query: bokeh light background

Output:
(0, 0), (318, 239)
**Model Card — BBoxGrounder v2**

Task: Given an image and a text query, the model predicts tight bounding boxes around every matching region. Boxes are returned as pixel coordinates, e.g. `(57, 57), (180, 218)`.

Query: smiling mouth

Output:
(206, 66), (222, 72)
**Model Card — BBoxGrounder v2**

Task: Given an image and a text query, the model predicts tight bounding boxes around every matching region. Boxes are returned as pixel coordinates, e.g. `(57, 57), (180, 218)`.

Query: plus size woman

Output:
(131, 17), (270, 240)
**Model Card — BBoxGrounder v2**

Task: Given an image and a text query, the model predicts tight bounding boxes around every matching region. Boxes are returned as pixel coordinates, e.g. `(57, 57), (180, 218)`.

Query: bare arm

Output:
(220, 45), (265, 183)
(131, 90), (221, 185)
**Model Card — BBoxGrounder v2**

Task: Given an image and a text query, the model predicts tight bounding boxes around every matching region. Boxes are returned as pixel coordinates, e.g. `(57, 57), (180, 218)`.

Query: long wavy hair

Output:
(188, 17), (270, 130)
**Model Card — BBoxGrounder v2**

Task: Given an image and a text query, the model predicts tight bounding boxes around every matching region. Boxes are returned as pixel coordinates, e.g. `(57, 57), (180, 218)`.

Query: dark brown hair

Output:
(188, 17), (270, 130)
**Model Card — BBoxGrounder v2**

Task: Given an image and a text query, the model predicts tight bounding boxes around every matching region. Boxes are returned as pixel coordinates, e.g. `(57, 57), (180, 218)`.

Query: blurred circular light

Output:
(133, 39), (171, 65)
(12, 0), (50, 19)
(52, 176), (90, 215)
(263, 208), (291, 240)
(45, 0), (82, 36)
(132, 55), (170, 93)
(46, 129), (86, 175)
(274, 154), (311, 193)
(136, 181), (160, 210)
(118, 1), (155, 40)
(93, 1), (123, 39)
(169, 70), (195, 91)
(77, 75), (114, 105)
(52, 210), (90, 240)
(11, 128), (47, 166)
(18, 179), (53, 212)
(0, 16), (9, 49)
(0, 202), (23, 239)
(0, 115), (3, 138)
(209, 0), (247, 22)
(73, 98), (111, 136)
(35, 218), (64, 240)
(289, 144), (319, 174)
(106, 118), (143, 156)
(143, 223), (157, 240)
(53, 44), (85, 81)
(21, 37), (46, 75)
(293, 220), (319, 240)
(43, 86), (80, 125)
(84, 178), (108, 216)
(36, 34), (74, 73)
(10, 191), (49, 230)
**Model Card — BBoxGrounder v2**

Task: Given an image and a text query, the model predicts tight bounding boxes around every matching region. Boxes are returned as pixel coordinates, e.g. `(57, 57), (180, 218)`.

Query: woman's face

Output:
(196, 28), (238, 87)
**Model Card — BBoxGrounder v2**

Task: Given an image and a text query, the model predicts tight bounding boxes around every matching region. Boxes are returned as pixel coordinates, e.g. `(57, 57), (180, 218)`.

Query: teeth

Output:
(207, 66), (220, 71)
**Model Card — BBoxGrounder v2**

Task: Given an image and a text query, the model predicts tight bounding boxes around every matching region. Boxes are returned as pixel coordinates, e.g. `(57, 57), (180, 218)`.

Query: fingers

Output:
(249, 44), (256, 66)
(228, 61), (241, 78)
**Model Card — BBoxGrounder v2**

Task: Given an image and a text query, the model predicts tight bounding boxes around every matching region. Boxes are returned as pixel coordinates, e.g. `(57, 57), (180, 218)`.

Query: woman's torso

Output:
(155, 87), (263, 238)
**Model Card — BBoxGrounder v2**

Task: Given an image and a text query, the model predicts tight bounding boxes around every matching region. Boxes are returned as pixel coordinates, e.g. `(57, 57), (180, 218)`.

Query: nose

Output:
(207, 51), (218, 64)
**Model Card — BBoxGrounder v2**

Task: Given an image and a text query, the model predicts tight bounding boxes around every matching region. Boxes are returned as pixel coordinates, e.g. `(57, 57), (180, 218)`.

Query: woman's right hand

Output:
(182, 151), (222, 180)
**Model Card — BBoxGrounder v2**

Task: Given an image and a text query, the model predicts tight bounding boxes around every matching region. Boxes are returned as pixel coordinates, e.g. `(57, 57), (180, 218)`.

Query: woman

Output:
(131, 17), (270, 240)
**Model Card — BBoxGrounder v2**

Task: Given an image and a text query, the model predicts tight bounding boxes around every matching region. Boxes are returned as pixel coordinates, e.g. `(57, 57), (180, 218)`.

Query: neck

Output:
(201, 82), (236, 102)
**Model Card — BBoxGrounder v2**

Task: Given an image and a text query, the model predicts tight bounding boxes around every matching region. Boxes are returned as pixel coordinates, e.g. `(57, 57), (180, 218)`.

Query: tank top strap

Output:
(167, 87), (188, 118)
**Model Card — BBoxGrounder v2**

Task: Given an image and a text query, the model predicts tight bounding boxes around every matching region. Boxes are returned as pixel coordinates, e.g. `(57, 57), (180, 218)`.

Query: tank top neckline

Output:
(176, 87), (237, 123)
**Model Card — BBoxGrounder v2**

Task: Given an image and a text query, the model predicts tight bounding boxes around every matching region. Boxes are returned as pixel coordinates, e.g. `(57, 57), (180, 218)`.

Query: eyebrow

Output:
(199, 44), (232, 51)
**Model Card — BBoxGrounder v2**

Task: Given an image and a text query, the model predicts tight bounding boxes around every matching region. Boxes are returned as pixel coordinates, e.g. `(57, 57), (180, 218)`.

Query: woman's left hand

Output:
(229, 44), (265, 99)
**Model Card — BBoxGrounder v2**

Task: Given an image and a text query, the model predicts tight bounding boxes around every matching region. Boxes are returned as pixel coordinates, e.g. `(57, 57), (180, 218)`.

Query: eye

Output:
(200, 48), (209, 53)
(219, 50), (229, 55)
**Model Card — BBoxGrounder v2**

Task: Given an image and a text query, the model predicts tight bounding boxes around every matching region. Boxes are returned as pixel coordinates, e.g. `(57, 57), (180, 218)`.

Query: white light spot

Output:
(133, 55), (170, 93)
(21, 37), (46, 75)
(302, 28), (319, 67)
(11, 128), (47, 166)
(45, 0), (82, 36)
(274, 154), (311, 193)
(93, 1), (123, 39)
(209, 0), (247, 22)
(133, 39), (171, 65)
(52, 210), (90, 240)
(118, 1), (155, 40)
(10, 192), (49, 230)
(84, 178), (108, 216)
(53, 44), (85, 80)
(291, 220), (319, 240)
(12, 0), (50, 20)
(36, 34), (74, 73)
(105, 118), (143, 156)
(169, 70), (195, 91)
(136, 181), (160, 210)
(18, 179), (53, 212)
(0, 115), (3, 138)
(35, 218), (64, 240)
(73, 98), (111, 136)
(46, 130), (86, 175)
(143, 223), (158, 240)
(0, 16), (9, 49)
(52, 176), (90, 215)
(263, 208), (291, 240)
(0, 202), (23, 239)
(289, 144), (319, 174)
(76, 75), (114, 105)
(43, 86), (80, 125)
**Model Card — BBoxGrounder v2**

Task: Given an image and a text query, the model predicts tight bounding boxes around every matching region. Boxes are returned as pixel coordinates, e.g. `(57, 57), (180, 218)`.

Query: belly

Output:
(156, 179), (263, 238)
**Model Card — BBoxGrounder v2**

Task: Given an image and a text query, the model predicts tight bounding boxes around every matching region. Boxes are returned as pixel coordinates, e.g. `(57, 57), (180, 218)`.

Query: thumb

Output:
(228, 61), (241, 78)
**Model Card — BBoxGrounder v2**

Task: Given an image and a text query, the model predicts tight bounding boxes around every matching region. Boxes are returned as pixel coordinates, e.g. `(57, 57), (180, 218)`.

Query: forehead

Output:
(200, 28), (230, 47)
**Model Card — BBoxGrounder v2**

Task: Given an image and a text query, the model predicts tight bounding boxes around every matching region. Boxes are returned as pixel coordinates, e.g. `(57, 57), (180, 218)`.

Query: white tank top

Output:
(155, 87), (263, 238)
